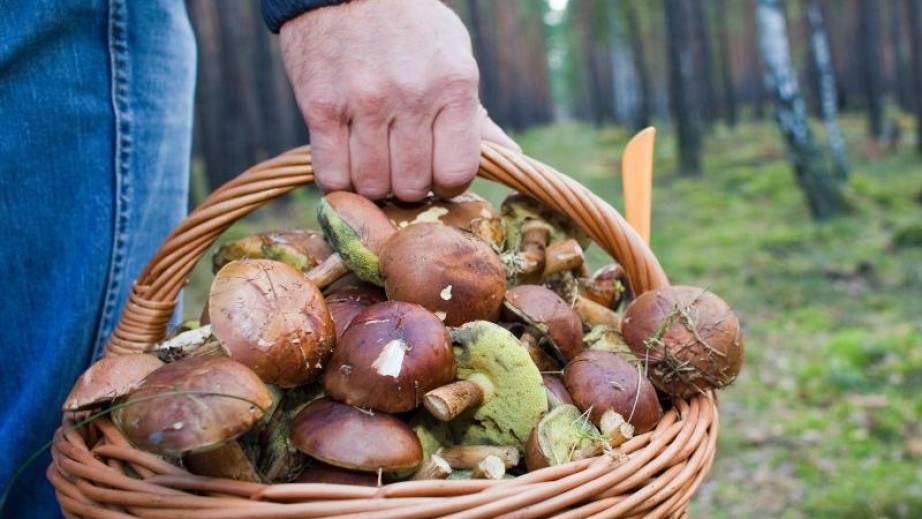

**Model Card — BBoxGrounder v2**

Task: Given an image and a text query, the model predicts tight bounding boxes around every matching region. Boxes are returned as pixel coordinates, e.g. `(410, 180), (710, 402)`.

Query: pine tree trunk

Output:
(757, 0), (844, 220)
(907, 0), (922, 152)
(806, 0), (849, 179)
(889, 0), (911, 111)
(859, 0), (886, 139)
(689, 0), (717, 125)
(627, 2), (654, 130)
(187, 0), (228, 190)
(664, 0), (701, 175)
(714, 0), (737, 127)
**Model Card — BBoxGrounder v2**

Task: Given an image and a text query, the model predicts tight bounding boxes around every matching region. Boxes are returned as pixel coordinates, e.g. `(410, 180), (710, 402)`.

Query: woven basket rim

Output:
(50, 142), (718, 519)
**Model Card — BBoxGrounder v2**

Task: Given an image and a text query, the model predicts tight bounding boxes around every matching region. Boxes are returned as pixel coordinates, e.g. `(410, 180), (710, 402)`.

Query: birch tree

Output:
(757, 0), (844, 219)
(806, 0), (848, 179)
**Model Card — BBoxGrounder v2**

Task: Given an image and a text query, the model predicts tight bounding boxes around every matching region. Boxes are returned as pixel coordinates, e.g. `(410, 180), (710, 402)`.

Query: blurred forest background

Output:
(184, 0), (922, 517)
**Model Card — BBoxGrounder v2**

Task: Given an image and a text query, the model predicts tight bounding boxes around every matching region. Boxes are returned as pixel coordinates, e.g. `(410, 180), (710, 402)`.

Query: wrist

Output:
(260, 0), (354, 33)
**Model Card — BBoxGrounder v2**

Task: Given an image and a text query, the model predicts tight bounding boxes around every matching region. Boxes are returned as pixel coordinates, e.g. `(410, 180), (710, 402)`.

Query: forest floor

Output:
(185, 113), (922, 518)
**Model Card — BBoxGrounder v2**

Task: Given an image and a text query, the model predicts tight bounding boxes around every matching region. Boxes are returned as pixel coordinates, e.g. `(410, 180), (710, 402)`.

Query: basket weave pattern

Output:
(50, 144), (718, 518)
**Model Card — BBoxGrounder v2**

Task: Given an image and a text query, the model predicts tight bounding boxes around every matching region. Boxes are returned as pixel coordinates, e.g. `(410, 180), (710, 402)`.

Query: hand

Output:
(280, 0), (519, 202)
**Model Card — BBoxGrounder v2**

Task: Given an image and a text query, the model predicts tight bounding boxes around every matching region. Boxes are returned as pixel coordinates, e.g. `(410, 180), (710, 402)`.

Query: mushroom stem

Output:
(148, 325), (229, 363)
(305, 253), (350, 289)
(516, 220), (552, 281)
(542, 239), (586, 279)
(409, 454), (452, 481)
(423, 379), (487, 421)
(599, 409), (635, 447)
(471, 455), (506, 480)
(436, 445), (521, 469)
(573, 296), (622, 328)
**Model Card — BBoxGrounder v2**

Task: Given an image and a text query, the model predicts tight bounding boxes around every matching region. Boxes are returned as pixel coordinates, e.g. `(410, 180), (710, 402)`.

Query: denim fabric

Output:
(0, 1), (195, 517)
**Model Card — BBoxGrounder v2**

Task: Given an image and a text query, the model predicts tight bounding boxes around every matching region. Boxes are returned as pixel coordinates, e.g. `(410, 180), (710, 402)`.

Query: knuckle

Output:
(303, 95), (344, 126)
(350, 86), (389, 119)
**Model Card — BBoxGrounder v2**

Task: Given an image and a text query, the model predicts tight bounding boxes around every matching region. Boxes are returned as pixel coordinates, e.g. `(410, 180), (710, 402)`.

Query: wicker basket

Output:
(49, 143), (719, 518)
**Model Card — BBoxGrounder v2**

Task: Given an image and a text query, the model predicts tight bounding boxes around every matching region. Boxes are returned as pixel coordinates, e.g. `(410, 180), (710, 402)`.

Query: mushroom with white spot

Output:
(323, 301), (456, 413)
(379, 222), (506, 327)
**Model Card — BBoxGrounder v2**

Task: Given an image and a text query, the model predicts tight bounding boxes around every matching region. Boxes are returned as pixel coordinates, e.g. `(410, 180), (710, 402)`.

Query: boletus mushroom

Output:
(621, 285), (744, 399)
(62, 354), (164, 412)
(379, 222), (506, 326)
(525, 404), (603, 471)
(212, 228), (333, 274)
(423, 321), (547, 448)
(290, 398), (422, 475)
(563, 350), (662, 436)
(323, 301), (456, 413)
(503, 284), (584, 363)
(316, 191), (397, 286)
(112, 356), (273, 456)
(208, 259), (335, 388)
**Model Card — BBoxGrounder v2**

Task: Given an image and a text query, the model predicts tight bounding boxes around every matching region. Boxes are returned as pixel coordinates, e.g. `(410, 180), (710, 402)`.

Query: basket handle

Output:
(105, 143), (668, 357)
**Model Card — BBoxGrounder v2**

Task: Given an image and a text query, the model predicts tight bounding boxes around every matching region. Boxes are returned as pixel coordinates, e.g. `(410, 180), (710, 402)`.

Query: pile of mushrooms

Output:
(65, 189), (744, 485)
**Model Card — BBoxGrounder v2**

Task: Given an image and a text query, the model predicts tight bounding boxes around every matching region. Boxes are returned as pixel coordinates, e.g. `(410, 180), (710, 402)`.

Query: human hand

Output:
(279, 0), (519, 202)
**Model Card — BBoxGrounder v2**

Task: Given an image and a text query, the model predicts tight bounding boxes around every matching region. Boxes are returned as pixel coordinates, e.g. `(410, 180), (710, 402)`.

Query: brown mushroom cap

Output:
(323, 274), (387, 340)
(563, 350), (662, 434)
(502, 284), (584, 362)
(379, 222), (506, 326)
(324, 301), (456, 413)
(112, 356), (273, 456)
(209, 259), (335, 388)
(290, 398), (423, 473)
(578, 263), (627, 309)
(542, 374), (574, 409)
(63, 354), (164, 412)
(381, 193), (500, 232)
(621, 285), (744, 399)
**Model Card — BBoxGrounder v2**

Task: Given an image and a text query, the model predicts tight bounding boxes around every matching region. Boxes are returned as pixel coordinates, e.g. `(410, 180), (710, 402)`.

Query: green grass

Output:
(183, 113), (922, 517)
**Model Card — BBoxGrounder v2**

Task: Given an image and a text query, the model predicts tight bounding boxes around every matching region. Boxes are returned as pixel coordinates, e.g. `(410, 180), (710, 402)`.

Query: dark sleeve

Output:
(261, 0), (354, 34)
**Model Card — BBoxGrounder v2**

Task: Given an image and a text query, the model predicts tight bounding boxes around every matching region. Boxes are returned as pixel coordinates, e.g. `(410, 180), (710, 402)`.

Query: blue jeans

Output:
(0, 1), (195, 517)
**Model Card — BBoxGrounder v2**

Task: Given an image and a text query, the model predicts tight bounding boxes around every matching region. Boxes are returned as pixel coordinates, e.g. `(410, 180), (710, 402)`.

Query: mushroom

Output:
(525, 404), (603, 471)
(208, 259), (335, 388)
(563, 350), (662, 436)
(502, 284), (584, 363)
(621, 285), (744, 399)
(112, 356), (273, 457)
(423, 321), (547, 448)
(62, 354), (164, 412)
(322, 273), (387, 340)
(578, 263), (628, 309)
(380, 192), (505, 249)
(379, 222), (506, 327)
(583, 325), (634, 357)
(212, 228), (333, 274)
(323, 301), (456, 414)
(316, 191), (397, 286)
(289, 398), (423, 475)
(409, 453), (453, 481)
(256, 383), (325, 483)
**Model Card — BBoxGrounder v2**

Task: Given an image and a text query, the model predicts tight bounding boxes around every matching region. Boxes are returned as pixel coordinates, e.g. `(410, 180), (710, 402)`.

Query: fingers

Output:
(303, 97), (352, 194)
(389, 113), (433, 202)
(431, 78), (481, 199)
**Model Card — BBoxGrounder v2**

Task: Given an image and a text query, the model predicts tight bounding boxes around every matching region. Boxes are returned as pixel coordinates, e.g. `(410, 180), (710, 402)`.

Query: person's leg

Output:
(0, 1), (195, 517)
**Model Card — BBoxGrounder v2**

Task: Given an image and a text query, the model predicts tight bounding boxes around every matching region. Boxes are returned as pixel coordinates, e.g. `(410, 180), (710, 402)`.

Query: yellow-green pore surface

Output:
(538, 404), (600, 466)
(317, 198), (383, 285)
(449, 321), (548, 447)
